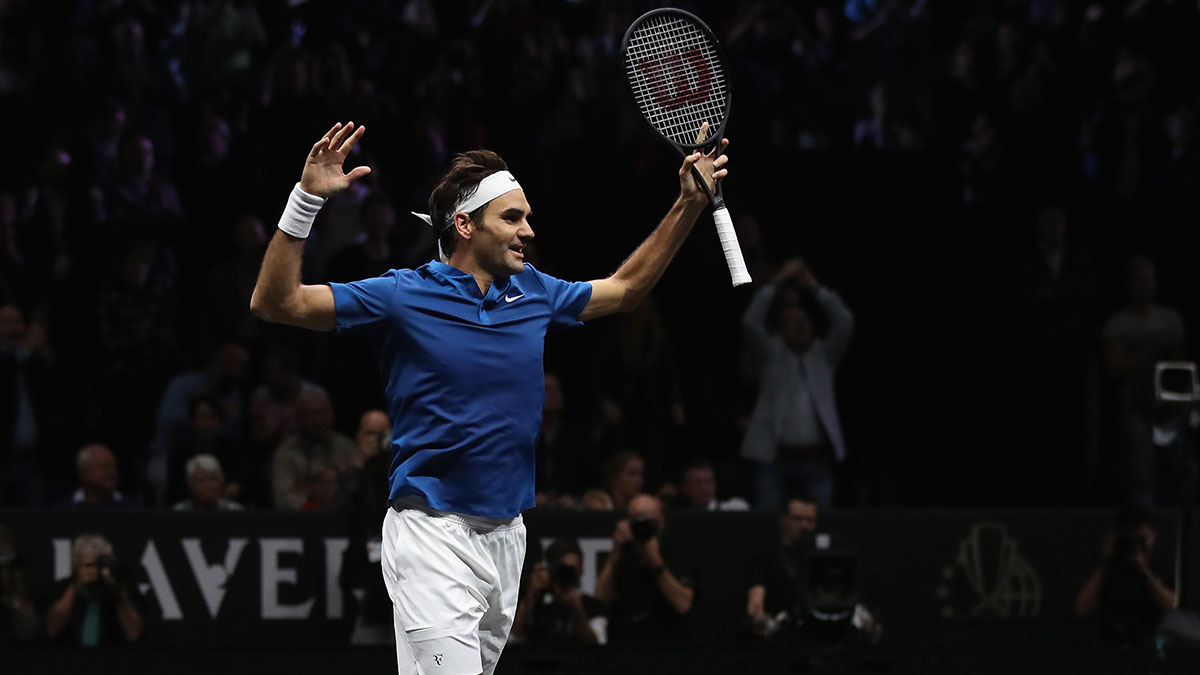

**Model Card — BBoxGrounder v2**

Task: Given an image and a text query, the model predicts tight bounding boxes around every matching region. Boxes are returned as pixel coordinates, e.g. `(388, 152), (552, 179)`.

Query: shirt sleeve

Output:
(527, 264), (593, 328)
(328, 269), (400, 334)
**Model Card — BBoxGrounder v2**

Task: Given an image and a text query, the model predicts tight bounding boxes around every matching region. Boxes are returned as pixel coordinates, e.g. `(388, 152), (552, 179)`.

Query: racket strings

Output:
(625, 15), (728, 146)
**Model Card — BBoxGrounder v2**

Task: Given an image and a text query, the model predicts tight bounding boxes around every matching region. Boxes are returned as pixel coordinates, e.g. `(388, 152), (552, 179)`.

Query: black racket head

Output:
(621, 8), (732, 153)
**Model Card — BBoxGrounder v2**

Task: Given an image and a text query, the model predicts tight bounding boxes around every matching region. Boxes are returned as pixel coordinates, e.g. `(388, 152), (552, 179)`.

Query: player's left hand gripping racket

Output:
(622, 8), (751, 286)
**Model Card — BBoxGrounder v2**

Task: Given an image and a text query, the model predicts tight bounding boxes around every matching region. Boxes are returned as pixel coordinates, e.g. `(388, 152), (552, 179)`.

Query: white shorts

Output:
(381, 501), (527, 675)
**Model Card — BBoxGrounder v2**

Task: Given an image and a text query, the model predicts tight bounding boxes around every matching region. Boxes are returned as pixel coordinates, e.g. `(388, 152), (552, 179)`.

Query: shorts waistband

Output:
(389, 495), (523, 533)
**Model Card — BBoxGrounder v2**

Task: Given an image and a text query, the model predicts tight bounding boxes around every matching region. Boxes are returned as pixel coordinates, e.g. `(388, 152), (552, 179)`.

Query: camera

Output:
(549, 561), (579, 589)
(630, 517), (659, 543)
(95, 554), (127, 582)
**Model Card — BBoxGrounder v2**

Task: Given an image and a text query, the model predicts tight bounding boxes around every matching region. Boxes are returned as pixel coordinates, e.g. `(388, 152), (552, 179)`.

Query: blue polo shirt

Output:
(329, 261), (592, 517)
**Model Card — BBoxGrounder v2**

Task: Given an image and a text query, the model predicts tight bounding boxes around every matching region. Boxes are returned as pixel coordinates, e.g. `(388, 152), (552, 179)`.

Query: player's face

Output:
(471, 191), (534, 277)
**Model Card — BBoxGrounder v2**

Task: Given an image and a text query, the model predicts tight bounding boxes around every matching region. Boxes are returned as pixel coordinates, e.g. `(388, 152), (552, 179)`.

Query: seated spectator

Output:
(250, 348), (326, 449)
(56, 445), (143, 509)
(677, 457), (750, 511)
(1076, 504), (1176, 646)
(595, 494), (694, 645)
(271, 389), (356, 510)
(0, 524), (38, 644)
(301, 462), (341, 511)
(581, 489), (614, 511)
(746, 497), (819, 639)
(171, 455), (243, 512)
(604, 450), (645, 513)
(146, 342), (248, 505)
(165, 396), (245, 505)
(45, 534), (145, 646)
(512, 538), (605, 645)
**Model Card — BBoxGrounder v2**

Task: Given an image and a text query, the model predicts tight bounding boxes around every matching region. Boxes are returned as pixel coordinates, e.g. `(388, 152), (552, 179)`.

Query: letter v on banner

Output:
(183, 538), (249, 618)
(140, 541), (183, 620)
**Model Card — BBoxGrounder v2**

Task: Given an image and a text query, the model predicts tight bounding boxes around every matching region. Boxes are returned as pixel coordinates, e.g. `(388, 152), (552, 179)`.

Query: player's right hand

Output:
(300, 121), (371, 198)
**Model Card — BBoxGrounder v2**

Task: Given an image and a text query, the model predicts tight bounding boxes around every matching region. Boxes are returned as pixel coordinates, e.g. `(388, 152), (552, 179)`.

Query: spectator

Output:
(581, 489), (614, 511)
(512, 538), (605, 645)
(535, 372), (591, 503)
(146, 343), (248, 505)
(164, 396), (245, 506)
(677, 457), (750, 511)
(1013, 205), (1098, 502)
(171, 454), (243, 512)
(45, 534), (145, 646)
(337, 409), (393, 645)
(1102, 255), (1187, 508)
(604, 450), (645, 513)
(249, 348), (326, 449)
(57, 445), (143, 510)
(1076, 505), (1176, 646)
(746, 497), (819, 639)
(0, 304), (58, 506)
(0, 524), (38, 644)
(325, 196), (405, 283)
(741, 259), (854, 509)
(271, 389), (357, 510)
(197, 218), (268, 355)
(595, 494), (694, 645)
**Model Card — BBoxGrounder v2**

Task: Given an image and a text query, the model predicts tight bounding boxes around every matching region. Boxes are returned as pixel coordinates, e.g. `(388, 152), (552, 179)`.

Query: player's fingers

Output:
(346, 165), (372, 182)
(714, 154), (729, 168)
(311, 123), (342, 156)
(694, 121), (709, 145)
(329, 121), (355, 150)
(714, 168), (728, 180)
(338, 125), (366, 154)
(678, 150), (702, 176)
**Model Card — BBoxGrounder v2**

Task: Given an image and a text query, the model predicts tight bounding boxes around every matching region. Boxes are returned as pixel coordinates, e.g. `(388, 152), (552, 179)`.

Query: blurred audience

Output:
(271, 389), (357, 510)
(171, 454), (243, 512)
(0, 524), (38, 644)
(1102, 256), (1187, 508)
(603, 451), (645, 514)
(676, 457), (750, 511)
(57, 444), (143, 510)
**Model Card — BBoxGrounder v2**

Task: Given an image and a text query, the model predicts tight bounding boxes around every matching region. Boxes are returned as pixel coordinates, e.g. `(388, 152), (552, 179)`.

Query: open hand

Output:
(300, 122), (372, 198)
(679, 121), (730, 205)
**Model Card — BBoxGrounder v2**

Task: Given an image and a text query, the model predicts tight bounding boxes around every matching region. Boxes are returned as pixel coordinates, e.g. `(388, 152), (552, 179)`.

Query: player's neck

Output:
(447, 251), (496, 296)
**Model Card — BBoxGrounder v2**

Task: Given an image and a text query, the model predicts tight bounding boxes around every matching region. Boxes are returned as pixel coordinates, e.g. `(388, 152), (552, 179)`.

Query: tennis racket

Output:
(621, 8), (751, 286)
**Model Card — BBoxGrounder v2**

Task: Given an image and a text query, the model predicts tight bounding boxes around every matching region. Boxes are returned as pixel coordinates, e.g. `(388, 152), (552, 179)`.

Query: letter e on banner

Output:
(260, 538), (314, 619)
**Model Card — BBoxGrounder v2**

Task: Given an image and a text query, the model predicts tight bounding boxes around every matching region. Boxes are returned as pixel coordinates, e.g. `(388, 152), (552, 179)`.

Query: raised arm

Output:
(580, 123), (729, 321)
(816, 286), (854, 366)
(250, 122), (371, 330)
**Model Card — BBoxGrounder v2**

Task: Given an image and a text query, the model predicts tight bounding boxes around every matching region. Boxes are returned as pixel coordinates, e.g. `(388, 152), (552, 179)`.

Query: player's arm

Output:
(579, 125), (729, 321)
(250, 122), (371, 330)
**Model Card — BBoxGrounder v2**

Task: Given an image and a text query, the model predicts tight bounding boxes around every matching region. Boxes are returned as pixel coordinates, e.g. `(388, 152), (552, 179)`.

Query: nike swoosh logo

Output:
(504, 293), (524, 303)
(509, 176), (518, 182)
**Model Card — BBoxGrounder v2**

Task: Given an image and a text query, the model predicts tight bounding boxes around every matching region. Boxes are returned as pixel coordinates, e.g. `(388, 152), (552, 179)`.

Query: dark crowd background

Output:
(0, 0), (1198, 515)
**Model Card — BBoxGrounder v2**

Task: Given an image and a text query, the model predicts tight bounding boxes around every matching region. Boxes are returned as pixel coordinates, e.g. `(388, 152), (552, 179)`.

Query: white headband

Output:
(412, 170), (524, 262)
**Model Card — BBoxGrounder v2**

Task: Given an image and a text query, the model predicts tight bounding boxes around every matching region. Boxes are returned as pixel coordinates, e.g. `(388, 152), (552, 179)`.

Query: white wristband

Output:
(277, 183), (327, 239)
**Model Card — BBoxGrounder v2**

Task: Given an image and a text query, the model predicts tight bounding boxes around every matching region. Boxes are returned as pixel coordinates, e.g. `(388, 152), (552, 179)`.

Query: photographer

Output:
(511, 538), (604, 645)
(45, 534), (144, 646)
(1075, 505), (1176, 645)
(595, 494), (694, 644)
(746, 497), (818, 639)
(0, 524), (38, 644)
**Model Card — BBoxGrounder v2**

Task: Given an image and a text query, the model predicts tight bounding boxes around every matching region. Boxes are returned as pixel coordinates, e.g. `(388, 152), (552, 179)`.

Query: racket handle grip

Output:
(712, 206), (752, 286)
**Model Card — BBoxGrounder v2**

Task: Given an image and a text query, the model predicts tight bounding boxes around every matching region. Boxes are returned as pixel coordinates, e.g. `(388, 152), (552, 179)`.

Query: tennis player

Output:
(250, 121), (728, 674)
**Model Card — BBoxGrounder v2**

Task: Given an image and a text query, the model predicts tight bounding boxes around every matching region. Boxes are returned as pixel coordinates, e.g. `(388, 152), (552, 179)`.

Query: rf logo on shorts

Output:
(432, 653), (443, 666)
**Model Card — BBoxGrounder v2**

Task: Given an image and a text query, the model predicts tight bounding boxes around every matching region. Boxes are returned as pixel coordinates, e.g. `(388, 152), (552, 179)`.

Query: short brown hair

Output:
(428, 150), (508, 258)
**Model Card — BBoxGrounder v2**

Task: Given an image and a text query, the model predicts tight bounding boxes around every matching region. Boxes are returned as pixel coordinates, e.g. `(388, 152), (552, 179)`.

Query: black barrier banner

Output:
(0, 509), (1183, 646)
